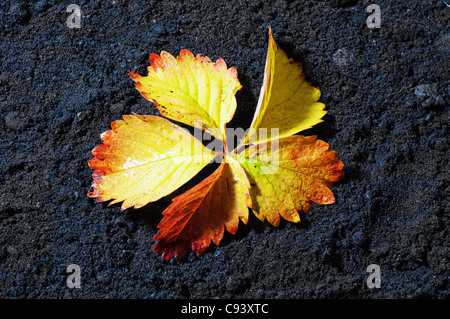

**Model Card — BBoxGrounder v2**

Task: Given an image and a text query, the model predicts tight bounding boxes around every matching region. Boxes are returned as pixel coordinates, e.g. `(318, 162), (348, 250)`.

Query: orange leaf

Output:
(237, 135), (344, 226)
(153, 155), (251, 261)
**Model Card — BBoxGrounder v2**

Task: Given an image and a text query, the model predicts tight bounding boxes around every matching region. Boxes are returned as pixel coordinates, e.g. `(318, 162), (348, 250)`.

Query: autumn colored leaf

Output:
(153, 154), (251, 261)
(129, 50), (242, 141)
(237, 135), (344, 226)
(88, 114), (215, 209)
(88, 27), (344, 261)
(242, 27), (326, 146)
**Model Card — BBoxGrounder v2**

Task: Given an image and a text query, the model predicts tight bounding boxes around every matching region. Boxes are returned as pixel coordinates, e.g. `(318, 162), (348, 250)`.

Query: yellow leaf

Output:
(243, 27), (326, 146)
(129, 50), (242, 141)
(88, 114), (215, 210)
(237, 135), (344, 226)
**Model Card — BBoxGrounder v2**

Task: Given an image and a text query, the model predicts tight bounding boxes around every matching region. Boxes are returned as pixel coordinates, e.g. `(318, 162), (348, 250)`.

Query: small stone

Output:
(4, 111), (24, 130)
(414, 84), (444, 108)
(414, 84), (438, 98)
(7, 246), (18, 255)
(225, 275), (247, 293)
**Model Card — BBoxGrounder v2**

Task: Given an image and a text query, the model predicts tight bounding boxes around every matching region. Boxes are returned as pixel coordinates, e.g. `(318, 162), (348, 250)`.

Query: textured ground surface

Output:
(0, 0), (448, 298)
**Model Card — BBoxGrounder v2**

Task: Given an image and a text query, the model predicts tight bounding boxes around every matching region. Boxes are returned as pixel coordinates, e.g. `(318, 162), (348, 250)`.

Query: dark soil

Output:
(0, 0), (448, 299)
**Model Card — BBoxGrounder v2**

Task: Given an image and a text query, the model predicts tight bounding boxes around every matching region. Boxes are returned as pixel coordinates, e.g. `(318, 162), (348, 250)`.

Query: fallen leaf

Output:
(237, 135), (344, 226)
(129, 50), (242, 141)
(88, 27), (344, 261)
(88, 114), (215, 209)
(242, 27), (326, 146)
(153, 154), (251, 260)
